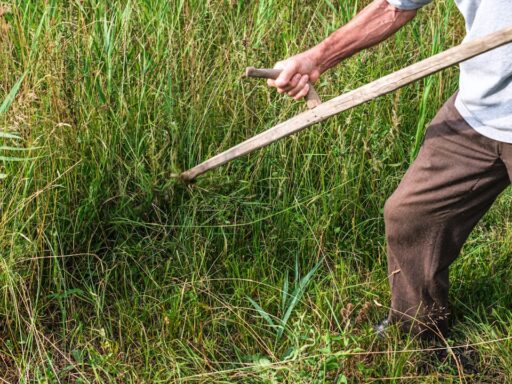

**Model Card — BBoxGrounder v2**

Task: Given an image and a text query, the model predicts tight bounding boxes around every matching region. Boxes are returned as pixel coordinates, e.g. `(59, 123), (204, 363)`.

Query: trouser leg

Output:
(384, 94), (510, 338)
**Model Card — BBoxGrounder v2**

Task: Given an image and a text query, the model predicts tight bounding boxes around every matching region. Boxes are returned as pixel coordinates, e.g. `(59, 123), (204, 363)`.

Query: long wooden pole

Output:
(180, 27), (512, 182)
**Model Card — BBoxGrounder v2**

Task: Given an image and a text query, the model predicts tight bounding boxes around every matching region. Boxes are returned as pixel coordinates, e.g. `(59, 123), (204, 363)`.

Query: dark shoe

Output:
(418, 343), (479, 375)
(431, 344), (479, 374)
(373, 318), (446, 342)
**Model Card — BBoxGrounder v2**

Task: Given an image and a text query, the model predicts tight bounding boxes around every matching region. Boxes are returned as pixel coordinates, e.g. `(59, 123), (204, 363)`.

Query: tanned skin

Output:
(267, 0), (417, 100)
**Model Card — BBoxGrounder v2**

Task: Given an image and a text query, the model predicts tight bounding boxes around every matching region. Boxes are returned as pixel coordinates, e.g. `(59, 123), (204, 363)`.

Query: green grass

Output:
(1, 0), (511, 382)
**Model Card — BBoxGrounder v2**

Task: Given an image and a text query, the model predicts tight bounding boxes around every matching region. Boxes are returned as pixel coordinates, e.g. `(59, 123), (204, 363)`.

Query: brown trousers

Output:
(384, 93), (512, 338)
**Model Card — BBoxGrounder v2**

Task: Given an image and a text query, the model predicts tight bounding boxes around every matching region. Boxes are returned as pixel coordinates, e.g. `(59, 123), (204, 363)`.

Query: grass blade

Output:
(277, 260), (322, 339)
(0, 71), (27, 115)
(281, 270), (289, 314)
(247, 297), (276, 328)
(0, 132), (22, 140)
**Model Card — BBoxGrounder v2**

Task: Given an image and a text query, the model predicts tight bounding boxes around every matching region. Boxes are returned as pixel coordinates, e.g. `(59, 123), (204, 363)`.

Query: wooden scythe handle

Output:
(180, 27), (512, 183)
(244, 67), (322, 109)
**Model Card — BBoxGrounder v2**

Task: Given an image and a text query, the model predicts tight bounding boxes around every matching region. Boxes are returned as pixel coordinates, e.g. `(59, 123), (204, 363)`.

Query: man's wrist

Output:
(307, 42), (329, 74)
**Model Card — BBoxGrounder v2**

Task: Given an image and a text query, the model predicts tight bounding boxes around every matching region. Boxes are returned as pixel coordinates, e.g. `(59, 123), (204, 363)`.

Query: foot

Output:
(373, 318), (447, 342)
(433, 344), (479, 374)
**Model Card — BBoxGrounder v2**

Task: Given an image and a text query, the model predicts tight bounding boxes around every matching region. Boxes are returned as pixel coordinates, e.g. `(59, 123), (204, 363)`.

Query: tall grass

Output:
(0, 0), (511, 382)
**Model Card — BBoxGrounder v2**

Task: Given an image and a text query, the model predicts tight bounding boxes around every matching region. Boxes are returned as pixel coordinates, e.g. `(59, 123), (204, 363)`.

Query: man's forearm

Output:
(269, 0), (417, 99)
(311, 0), (417, 72)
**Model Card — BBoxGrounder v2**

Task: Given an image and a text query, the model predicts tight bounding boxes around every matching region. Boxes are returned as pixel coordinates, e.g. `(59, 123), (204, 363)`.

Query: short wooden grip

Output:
(244, 66), (321, 109)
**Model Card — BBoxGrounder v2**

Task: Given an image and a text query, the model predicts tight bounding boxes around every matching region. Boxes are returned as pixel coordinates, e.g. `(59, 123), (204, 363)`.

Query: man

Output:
(268, 0), (511, 340)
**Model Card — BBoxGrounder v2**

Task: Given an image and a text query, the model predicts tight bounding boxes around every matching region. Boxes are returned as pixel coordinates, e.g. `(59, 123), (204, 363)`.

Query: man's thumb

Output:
(275, 63), (297, 88)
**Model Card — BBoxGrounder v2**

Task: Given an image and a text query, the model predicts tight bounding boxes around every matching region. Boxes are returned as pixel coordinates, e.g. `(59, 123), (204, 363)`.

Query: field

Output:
(1, 0), (512, 382)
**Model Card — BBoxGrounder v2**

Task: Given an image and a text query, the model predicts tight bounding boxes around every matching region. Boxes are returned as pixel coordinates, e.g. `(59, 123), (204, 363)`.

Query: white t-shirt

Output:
(386, 0), (512, 143)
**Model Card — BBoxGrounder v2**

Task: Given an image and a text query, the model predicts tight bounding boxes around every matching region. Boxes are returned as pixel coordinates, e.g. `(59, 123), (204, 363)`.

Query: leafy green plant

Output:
(0, 72), (29, 179)
(248, 257), (322, 340)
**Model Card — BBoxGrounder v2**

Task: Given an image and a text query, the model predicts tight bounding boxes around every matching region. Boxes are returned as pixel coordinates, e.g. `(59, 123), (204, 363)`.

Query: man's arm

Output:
(268, 0), (418, 100)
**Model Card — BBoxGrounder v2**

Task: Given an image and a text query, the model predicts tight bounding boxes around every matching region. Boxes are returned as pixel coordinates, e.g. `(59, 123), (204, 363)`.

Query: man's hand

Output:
(267, 49), (323, 101)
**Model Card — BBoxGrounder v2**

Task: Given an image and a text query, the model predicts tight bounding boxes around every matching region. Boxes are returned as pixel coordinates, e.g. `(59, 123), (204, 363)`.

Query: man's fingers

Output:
(266, 78), (286, 94)
(276, 73), (302, 93)
(276, 73), (302, 94)
(275, 64), (298, 88)
(287, 73), (302, 90)
(287, 75), (309, 97)
(293, 83), (310, 100)
(266, 59), (315, 102)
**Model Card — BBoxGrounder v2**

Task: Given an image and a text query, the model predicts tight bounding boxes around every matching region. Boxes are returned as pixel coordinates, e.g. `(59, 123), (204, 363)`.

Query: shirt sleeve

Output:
(386, 0), (433, 10)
